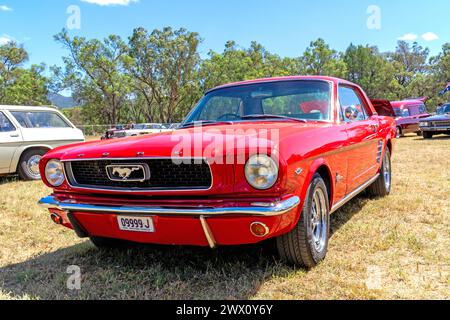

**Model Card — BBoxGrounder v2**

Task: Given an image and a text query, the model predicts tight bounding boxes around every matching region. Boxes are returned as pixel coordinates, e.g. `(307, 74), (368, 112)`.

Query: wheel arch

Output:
(300, 158), (334, 212)
(10, 145), (52, 173)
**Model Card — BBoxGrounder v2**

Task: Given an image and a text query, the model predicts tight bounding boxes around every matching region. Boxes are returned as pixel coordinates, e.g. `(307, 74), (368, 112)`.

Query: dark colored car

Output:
(419, 103), (450, 139)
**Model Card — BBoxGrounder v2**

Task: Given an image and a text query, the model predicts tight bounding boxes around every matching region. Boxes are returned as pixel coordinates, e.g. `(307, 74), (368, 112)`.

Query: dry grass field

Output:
(0, 136), (449, 300)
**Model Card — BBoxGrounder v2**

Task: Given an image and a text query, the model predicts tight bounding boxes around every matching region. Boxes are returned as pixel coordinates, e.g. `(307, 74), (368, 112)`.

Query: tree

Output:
(200, 41), (298, 91)
(53, 29), (132, 124)
(390, 41), (430, 87)
(300, 39), (347, 78)
(125, 27), (202, 123)
(343, 44), (401, 99)
(0, 42), (49, 105)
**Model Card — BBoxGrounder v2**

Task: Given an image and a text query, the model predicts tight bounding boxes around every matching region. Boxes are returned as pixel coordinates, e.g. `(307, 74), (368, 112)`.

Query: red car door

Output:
(339, 85), (380, 193)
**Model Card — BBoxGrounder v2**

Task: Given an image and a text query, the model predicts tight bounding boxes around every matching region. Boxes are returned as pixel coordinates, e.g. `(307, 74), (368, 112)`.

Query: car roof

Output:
(206, 76), (355, 93)
(0, 105), (61, 112)
(391, 99), (425, 108)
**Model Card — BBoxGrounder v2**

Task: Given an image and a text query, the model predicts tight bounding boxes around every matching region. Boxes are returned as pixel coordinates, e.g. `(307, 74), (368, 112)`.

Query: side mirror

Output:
(344, 106), (359, 121)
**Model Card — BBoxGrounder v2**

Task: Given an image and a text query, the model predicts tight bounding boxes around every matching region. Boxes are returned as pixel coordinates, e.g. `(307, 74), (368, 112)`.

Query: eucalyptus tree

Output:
(53, 29), (133, 124)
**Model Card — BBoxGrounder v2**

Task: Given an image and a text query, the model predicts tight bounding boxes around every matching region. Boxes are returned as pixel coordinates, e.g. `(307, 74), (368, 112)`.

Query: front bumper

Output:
(39, 195), (300, 217)
(38, 195), (301, 247)
(420, 126), (450, 132)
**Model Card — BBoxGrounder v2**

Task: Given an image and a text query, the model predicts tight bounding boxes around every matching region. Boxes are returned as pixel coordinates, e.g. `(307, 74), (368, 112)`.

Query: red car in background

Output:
(391, 99), (430, 138)
(38, 76), (396, 268)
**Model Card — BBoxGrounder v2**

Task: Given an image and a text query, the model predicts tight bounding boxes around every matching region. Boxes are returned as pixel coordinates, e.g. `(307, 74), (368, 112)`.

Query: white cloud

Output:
(421, 32), (439, 41)
(397, 33), (418, 41)
(0, 5), (12, 11)
(0, 34), (13, 45)
(81, 0), (138, 6)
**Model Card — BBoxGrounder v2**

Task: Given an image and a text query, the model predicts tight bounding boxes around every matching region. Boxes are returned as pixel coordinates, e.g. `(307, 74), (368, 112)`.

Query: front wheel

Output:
(18, 149), (47, 181)
(423, 132), (433, 139)
(396, 127), (402, 139)
(367, 148), (392, 197)
(276, 174), (330, 269)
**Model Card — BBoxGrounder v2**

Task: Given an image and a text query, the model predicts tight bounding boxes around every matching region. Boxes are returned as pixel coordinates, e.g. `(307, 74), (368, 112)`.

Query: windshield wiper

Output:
(241, 114), (307, 123)
(180, 120), (234, 128)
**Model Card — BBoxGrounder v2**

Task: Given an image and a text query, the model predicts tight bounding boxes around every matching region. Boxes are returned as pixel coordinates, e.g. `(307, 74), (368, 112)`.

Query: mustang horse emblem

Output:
(111, 167), (141, 180)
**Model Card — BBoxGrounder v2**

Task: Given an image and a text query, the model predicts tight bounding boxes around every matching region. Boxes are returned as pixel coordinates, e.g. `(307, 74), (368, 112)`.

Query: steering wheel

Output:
(217, 113), (241, 121)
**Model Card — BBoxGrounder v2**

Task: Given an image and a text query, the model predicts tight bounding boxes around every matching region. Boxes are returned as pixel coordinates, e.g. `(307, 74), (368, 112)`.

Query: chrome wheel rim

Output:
(383, 152), (391, 191)
(26, 155), (42, 179)
(311, 187), (328, 253)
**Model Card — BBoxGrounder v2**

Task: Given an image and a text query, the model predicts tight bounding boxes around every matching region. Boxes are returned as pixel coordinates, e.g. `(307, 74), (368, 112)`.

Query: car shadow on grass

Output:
(0, 195), (371, 300)
(0, 240), (293, 300)
(0, 175), (19, 186)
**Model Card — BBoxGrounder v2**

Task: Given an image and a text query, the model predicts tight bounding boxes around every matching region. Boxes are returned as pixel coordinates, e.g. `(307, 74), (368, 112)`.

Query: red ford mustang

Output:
(38, 76), (396, 268)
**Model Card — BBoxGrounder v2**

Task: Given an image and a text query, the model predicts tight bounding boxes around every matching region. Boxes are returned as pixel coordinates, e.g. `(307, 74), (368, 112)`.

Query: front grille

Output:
(66, 159), (212, 190)
(432, 121), (450, 127)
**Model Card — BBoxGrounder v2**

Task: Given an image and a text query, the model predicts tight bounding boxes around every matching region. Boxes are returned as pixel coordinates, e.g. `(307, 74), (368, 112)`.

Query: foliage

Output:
(0, 42), (49, 105)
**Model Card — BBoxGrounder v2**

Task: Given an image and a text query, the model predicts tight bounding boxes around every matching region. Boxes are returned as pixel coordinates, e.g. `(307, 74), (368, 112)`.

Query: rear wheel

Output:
(367, 149), (392, 197)
(18, 149), (47, 181)
(276, 174), (330, 269)
(423, 132), (433, 139)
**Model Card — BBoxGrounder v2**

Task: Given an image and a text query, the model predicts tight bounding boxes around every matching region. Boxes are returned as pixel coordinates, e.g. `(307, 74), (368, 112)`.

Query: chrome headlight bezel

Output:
(245, 154), (279, 190)
(45, 159), (65, 187)
(420, 122), (430, 127)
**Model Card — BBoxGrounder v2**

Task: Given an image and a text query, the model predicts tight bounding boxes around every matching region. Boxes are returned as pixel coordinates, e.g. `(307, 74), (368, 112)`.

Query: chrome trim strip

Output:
(200, 216), (216, 248)
(63, 157), (214, 193)
(330, 174), (380, 214)
(38, 195), (301, 217)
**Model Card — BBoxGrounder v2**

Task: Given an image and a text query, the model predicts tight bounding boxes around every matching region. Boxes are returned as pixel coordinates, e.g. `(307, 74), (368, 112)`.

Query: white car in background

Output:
(0, 105), (85, 180)
(114, 123), (166, 138)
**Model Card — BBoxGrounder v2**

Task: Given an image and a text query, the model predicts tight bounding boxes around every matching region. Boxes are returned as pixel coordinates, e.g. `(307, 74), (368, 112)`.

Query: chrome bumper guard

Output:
(38, 195), (301, 217)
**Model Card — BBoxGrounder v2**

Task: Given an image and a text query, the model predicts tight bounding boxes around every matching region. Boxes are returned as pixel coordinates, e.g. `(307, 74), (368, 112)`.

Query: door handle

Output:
(10, 133), (19, 138)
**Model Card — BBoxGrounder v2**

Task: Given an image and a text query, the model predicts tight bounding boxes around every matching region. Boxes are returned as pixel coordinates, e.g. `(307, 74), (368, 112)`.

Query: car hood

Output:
(420, 114), (450, 121)
(48, 121), (330, 161)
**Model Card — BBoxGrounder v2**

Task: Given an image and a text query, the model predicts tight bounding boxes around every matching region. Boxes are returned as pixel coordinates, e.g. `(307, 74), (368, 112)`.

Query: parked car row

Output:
(371, 98), (449, 139)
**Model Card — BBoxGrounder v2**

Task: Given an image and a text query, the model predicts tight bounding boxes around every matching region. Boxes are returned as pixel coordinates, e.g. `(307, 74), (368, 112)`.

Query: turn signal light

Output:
(250, 222), (270, 237)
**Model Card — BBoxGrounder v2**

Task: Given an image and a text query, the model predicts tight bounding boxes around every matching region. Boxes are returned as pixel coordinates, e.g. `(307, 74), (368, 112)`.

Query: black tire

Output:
(423, 132), (433, 139)
(276, 174), (330, 269)
(90, 236), (135, 249)
(416, 131), (423, 137)
(18, 149), (47, 181)
(367, 149), (392, 198)
(396, 127), (402, 139)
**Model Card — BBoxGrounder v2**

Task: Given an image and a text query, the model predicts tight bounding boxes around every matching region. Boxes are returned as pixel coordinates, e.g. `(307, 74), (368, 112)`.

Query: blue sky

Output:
(0, 0), (448, 70)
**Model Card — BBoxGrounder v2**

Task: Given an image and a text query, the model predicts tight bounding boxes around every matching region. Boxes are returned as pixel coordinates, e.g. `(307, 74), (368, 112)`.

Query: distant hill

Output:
(47, 93), (77, 109)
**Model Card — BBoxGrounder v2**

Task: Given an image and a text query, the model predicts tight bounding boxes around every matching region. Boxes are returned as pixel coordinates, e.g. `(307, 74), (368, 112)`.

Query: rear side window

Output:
(11, 111), (71, 128)
(0, 112), (16, 132)
(408, 105), (421, 116)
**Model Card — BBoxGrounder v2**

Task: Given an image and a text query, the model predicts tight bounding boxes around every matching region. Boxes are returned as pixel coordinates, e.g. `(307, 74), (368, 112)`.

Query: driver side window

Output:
(339, 86), (368, 122)
(198, 96), (243, 121)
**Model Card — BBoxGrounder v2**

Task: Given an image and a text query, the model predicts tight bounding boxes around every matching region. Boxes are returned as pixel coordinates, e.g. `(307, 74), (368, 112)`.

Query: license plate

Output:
(117, 216), (154, 233)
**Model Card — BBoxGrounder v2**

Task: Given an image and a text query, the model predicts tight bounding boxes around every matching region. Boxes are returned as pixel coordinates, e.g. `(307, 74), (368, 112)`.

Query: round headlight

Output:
(45, 159), (65, 187)
(245, 155), (279, 190)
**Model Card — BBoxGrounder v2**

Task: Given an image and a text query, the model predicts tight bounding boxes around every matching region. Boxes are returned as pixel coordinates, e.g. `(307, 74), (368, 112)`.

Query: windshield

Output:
(183, 80), (332, 125)
(437, 104), (450, 115)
